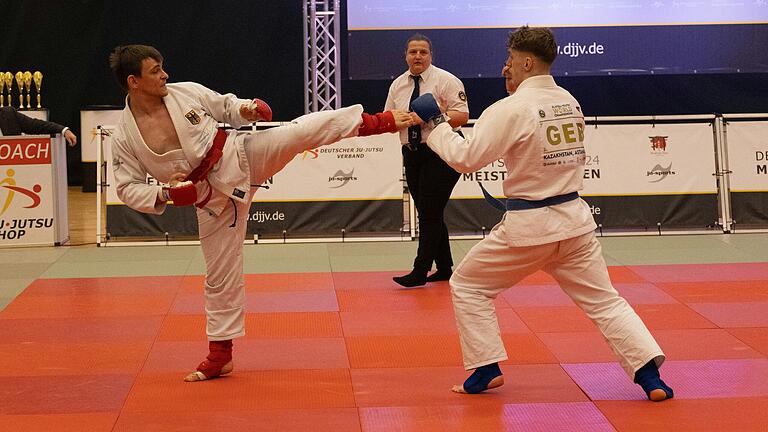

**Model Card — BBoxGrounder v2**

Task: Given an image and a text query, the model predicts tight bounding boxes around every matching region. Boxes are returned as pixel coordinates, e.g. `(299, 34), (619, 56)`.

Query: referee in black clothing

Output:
(384, 34), (469, 287)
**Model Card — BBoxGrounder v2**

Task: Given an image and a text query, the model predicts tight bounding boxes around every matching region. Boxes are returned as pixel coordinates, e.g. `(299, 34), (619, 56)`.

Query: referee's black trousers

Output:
(402, 143), (460, 273)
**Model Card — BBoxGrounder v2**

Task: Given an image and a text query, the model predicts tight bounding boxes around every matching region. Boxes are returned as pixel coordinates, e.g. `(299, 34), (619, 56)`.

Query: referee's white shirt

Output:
(384, 64), (468, 144)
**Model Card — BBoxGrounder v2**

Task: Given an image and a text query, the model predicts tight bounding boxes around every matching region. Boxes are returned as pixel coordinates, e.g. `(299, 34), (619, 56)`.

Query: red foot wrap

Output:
(196, 339), (233, 379)
(358, 111), (396, 136)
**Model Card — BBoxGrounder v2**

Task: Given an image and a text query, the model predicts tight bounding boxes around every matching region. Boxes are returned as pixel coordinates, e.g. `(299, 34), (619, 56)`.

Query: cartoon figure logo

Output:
(0, 168), (42, 215)
(649, 136), (668, 152)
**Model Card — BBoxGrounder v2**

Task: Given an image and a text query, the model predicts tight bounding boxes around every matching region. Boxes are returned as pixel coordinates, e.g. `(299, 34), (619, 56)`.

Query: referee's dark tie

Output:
(407, 75), (421, 148)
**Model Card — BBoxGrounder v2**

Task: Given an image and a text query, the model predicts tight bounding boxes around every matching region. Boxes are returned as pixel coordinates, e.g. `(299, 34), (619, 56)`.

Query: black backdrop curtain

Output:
(0, 0), (305, 185)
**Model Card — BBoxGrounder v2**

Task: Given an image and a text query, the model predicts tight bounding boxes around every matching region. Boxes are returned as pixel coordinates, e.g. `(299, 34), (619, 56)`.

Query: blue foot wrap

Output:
(462, 363), (503, 394)
(634, 360), (674, 401)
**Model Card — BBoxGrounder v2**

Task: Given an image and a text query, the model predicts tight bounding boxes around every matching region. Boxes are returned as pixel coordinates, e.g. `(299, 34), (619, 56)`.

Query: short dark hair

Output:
(108, 45), (163, 91)
(507, 26), (557, 65)
(405, 33), (432, 53)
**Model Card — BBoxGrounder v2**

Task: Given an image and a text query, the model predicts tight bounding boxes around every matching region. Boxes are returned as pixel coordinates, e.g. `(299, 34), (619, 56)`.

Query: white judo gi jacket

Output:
(427, 75), (597, 246)
(427, 75), (665, 376)
(111, 82), (253, 216)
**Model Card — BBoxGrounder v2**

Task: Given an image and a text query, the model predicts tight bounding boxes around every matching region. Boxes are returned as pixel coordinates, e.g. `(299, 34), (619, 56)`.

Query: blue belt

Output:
(478, 182), (579, 212)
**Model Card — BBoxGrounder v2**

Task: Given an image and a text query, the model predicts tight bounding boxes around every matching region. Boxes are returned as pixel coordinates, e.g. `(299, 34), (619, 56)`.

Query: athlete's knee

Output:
(204, 278), (227, 295)
(449, 268), (473, 296)
(204, 271), (242, 295)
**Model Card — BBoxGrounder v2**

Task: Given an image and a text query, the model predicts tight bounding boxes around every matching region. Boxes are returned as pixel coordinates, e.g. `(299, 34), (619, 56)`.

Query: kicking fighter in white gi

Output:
(409, 27), (674, 401)
(108, 45), (412, 382)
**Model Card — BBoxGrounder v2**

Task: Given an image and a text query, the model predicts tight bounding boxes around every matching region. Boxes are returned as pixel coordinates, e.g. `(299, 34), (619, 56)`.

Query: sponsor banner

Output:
(724, 120), (768, 225)
(581, 195), (718, 229)
(445, 199), (503, 234)
(106, 204), (198, 237)
(725, 121), (768, 192)
(105, 130), (402, 204)
(0, 136), (57, 245)
(106, 200), (402, 237)
(0, 136), (52, 165)
(730, 192), (768, 227)
(247, 200), (402, 236)
(348, 25), (768, 79)
(447, 121), (719, 231)
(451, 122), (717, 198)
(349, 1), (767, 29)
(104, 129), (404, 237)
(446, 194), (718, 233)
(253, 132), (402, 201)
(582, 123), (717, 195)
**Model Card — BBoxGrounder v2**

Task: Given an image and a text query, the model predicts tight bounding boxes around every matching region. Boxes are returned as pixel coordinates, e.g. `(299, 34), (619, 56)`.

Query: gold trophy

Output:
(14, 71), (24, 109)
(0, 72), (5, 107)
(3, 72), (13, 108)
(23, 71), (32, 109)
(33, 71), (43, 109)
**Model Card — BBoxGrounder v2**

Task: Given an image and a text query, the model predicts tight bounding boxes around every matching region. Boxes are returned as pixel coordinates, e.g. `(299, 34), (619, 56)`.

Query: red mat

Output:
(1, 262), (767, 431)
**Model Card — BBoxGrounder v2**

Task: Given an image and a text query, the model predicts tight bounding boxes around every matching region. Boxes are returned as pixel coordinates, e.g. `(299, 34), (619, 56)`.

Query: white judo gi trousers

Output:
(196, 107), (364, 340)
(451, 217), (665, 378)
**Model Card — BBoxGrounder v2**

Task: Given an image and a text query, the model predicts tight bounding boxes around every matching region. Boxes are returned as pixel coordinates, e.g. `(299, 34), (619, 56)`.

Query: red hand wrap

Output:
(167, 182), (198, 206)
(358, 111), (396, 136)
(251, 98), (273, 122)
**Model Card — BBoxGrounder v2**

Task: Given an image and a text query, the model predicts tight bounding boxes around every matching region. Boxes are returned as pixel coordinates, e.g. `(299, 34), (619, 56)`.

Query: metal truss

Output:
(303, 0), (341, 113)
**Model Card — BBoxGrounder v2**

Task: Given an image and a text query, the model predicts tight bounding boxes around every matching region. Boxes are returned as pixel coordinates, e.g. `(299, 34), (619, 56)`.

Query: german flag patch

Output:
(185, 110), (201, 125)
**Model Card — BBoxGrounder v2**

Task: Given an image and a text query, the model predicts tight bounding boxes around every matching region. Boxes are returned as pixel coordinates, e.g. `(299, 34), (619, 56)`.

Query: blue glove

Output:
(411, 93), (442, 122)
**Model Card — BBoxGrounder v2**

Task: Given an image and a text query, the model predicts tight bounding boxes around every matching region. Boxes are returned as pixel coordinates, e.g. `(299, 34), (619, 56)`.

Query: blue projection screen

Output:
(346, 1), (768, 79)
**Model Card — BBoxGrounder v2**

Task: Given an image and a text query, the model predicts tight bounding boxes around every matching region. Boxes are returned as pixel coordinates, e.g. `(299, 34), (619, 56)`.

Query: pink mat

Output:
(563, 358), (768, 400)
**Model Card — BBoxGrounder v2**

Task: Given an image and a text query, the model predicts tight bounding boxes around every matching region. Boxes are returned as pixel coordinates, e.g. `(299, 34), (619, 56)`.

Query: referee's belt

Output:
(478, 182), (579, 212)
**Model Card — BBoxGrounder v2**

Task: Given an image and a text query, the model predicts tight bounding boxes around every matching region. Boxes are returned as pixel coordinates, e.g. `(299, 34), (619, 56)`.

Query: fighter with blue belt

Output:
(409, 27), (673, 401)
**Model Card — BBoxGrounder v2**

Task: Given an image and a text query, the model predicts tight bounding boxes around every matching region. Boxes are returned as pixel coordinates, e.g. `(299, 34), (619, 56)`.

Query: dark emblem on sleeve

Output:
(185, 110), (201, 125)
(232, 188), (246, 199)
(458, 91), (467, 102)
